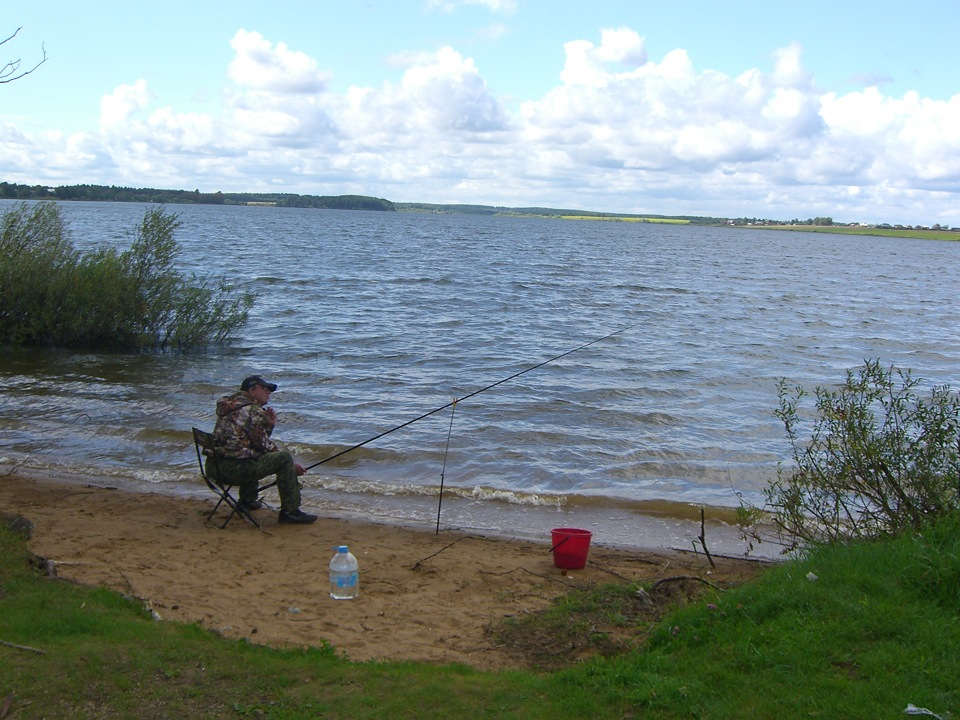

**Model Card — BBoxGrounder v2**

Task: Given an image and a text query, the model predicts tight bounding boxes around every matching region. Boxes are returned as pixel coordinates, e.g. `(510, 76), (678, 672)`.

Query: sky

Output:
(3, 1), (960, 225)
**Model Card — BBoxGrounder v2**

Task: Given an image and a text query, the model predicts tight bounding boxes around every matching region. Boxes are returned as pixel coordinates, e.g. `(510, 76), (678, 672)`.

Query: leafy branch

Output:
(740, 360), (960, 552)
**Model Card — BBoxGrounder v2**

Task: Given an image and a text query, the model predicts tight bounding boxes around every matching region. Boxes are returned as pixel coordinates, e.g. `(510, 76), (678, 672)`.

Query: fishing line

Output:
(435, 398), (458, 535)
(304, 324), (633, 472)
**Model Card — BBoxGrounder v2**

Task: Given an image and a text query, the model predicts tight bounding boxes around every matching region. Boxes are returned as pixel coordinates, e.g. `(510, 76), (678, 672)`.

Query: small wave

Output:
(306, 475), (567, 508)
(456, 485), (566, 507)
(301, 474), (748, 521)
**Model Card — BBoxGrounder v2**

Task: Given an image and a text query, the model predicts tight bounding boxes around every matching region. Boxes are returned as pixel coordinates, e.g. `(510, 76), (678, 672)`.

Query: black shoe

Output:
(239, 499), (263, 511)
(278, 509), (317, 525)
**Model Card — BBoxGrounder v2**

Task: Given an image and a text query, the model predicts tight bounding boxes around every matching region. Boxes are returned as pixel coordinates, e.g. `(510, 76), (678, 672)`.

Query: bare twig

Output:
(412, 536), (466, 569)
(585, 562), (632, 583)
(651, 574), (722, 592)
(483, 566), (576, 586)
(628, 553), (676, 567)
(668, 546), (772, 564)
(698, 507), (716, 569)
(0, 639), (46, 655)
(1, 28), (48, 84)
(116, 568), (136, 596)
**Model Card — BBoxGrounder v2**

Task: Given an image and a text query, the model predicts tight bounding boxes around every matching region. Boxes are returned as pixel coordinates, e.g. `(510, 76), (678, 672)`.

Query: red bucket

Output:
(551, 527), (592, 569)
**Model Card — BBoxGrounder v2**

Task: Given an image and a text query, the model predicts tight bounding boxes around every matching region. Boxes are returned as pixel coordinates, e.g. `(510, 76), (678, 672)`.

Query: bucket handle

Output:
(549, 536), (571, 554)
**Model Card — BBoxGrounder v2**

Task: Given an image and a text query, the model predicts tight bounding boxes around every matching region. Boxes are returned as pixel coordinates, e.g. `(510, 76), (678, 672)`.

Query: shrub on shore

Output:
(0, 202), (254, 351)
(740, 359), (960, 550)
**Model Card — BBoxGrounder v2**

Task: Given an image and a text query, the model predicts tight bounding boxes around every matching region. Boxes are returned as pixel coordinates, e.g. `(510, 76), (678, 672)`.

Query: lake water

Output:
(3, 200), (958, 557)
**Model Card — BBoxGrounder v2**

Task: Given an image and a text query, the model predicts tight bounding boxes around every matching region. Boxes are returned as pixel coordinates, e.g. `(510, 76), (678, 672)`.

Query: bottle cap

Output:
(338, 545), (348, 552)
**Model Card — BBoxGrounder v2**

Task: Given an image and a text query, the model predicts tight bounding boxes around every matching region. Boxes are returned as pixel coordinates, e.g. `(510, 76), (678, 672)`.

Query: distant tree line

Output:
(20, 184), (949, 230)
(281, 194), (397, 211)
(396, 202), (724, 224)
(53, 185), (228, 205)
(0, 182), (397, 212)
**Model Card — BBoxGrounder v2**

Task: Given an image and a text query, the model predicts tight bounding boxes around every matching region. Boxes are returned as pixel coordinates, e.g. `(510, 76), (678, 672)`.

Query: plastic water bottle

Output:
(329, 545), (359, 600)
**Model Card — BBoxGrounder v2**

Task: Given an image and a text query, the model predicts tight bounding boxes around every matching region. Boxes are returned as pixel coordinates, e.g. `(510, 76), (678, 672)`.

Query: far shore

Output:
(741, 223), (959, 241)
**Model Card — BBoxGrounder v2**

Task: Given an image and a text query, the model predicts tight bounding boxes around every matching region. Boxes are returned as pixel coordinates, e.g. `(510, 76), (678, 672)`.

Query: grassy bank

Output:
(2, 519), (958, 719)
(757, 224), (960, 241)
(559, 216), (690, 224)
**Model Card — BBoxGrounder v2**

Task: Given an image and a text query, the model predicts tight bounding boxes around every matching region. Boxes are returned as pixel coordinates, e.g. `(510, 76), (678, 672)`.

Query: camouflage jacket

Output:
(210, 390), (279, 459)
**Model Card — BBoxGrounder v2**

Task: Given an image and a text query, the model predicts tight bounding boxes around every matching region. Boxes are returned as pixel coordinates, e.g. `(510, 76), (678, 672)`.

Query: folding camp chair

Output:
(192, 427), (277, 529)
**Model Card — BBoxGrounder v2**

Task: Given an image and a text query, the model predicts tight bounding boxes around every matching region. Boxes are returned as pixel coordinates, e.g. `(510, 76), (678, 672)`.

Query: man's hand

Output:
(295, 463), (306, 476)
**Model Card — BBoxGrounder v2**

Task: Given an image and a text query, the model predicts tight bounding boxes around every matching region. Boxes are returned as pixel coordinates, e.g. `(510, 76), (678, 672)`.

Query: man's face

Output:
(248, 384), (272, 406)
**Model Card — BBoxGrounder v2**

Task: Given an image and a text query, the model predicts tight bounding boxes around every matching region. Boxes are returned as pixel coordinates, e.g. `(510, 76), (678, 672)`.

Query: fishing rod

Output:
(304, 324), (633, 472)
(435, 398), (458, 535)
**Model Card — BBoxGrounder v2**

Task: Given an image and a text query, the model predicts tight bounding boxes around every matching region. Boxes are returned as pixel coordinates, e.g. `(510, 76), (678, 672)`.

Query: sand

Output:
(1, 471), (768, 670)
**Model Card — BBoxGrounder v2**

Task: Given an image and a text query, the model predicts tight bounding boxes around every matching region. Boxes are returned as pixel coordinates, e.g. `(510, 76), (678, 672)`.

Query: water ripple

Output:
(3, 201), (959, 545)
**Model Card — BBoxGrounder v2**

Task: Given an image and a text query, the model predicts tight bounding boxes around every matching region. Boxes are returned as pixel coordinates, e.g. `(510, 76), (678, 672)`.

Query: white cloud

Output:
(595, 27), (649, 67)
(559, 28), (648, 86)
(227, 29), (331, 93)
(224, 88), (339, 148)
(100, 80), (154, 131)
(341, 46), (511, 140)
(427, 0), (518, 15)
(527, 39), (822, 173)
(821, 88), (960, 188)
(3, 28), (960, 224)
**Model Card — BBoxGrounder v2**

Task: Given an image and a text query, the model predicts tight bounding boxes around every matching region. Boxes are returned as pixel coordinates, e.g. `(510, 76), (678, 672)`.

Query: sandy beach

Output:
(2, 471), (768, 670)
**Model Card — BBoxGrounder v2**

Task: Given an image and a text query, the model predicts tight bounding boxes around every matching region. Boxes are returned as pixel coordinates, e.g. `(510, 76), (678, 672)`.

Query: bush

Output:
(0, 202), (255, 351)
(741, 359), (960, 550)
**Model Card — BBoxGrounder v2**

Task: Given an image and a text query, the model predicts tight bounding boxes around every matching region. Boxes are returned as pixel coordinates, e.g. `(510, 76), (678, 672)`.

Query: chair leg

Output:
(205, 483), (262, 529)
(207, 496), (226, 522)
(219, 500), (260, 529)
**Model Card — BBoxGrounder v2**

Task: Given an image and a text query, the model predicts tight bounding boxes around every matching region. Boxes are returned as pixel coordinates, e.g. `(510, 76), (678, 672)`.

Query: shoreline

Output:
(1, 460), (776, 560)
(1, 470), (771, 670)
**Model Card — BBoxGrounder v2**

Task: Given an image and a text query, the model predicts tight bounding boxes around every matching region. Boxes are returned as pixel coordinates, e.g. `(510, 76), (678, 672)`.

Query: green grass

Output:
(3, 516), (959, 719)
(759, 224), (960, 241)
(560, 215), (690, 224)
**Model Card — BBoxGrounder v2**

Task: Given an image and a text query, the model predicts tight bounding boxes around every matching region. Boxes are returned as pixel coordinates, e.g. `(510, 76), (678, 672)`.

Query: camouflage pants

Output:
(206, 451), (302, 512)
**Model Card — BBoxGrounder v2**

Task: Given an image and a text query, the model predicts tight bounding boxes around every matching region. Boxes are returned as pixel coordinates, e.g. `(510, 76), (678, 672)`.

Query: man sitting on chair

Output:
(207, 374), (317, 525)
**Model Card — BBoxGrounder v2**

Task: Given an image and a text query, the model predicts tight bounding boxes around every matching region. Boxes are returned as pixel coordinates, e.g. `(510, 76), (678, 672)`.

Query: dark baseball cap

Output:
(241, 375), (278, 392)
